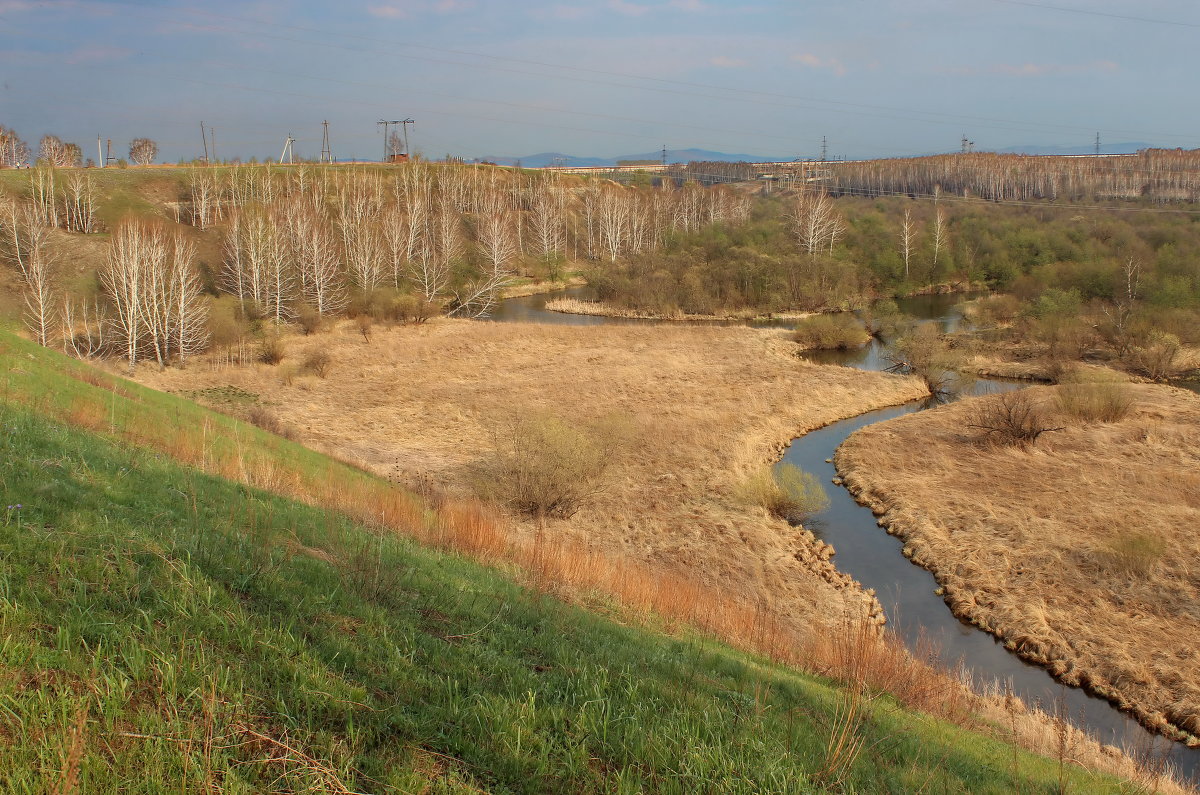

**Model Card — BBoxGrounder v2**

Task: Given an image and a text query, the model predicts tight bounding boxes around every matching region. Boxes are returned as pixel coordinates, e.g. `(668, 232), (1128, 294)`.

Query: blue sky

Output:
(1, 0), (1196, 162)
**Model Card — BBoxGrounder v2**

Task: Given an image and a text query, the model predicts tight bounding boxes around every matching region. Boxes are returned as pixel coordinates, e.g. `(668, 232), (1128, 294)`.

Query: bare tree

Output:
(187, 167), (221, 229)
(1101, 257), (1142, 358)
(0, 126), (31, 168)
(931, 206), (947, 274)
(790, 189), (843, 256)
(0, 198), (56, 345)
(103, 219), (209, 370)
(62, 171), (96, 233)
(475, 194), (519, 277)
(282, 198), (346, 316)
(900, 207), (917, 280)
(38, 135), (74, 168)
(128, 138), (158, 166)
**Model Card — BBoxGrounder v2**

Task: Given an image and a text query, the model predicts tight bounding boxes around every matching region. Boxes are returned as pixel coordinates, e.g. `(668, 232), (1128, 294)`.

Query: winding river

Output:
(487, 288), (1199, 780)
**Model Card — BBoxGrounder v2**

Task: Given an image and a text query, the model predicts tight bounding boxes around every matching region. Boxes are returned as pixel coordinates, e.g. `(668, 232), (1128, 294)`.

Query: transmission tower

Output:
(820, 136), (828, 162)
(321, 120), (332, 164)
(1095, 132), (1101, 156)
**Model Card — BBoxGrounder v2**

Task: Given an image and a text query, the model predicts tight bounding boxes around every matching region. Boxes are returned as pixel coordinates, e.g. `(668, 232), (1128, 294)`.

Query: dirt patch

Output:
(138, 318), (926, 634)
(837, 383), (1200, 744)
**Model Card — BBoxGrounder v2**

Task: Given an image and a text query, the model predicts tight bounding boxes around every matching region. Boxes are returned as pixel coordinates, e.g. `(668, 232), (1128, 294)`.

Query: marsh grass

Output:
(739, 463), (830, 524)
(839, 382), (1200, 753)
(1058, 379), (1135, 423)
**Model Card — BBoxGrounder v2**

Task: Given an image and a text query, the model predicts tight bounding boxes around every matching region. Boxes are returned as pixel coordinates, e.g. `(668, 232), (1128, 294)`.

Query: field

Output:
(4, 330), (1177, 792)
(837, 383), (1200, 745)
(138, 318), (928, 639)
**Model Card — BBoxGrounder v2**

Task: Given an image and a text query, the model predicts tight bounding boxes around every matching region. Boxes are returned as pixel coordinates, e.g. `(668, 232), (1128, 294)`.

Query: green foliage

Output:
(1098, 532), (1165, 577)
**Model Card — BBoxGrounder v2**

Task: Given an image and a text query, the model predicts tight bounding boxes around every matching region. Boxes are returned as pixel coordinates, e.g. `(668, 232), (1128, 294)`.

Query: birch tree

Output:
(0, 198), (56, 346)
(900, 207), (917, 280)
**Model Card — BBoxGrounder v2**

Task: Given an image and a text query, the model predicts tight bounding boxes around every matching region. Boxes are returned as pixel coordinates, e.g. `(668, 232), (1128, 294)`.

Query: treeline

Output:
(826, 149), (1200, 204)
(585, 188), (1200, 322)
(0, 163), (752, 369)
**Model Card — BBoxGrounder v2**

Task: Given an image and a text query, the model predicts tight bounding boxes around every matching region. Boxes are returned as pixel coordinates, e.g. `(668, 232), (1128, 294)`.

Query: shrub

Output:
(964, 294), (1021, 327)
(887, 323), (964, 395)
(259, 335), (286, 365)
(295, 306), (324, 336)
(1127, 331), (1182, 380)
(245, 405), (296, 440)
(967, 389), (1063, 447)
(470, 414), (624, 519)
(355, 314), (374, 343)
(792, 314), (870, 351)
(739, 463), (829, 525)
(1057, 380), (1133, 423)
(302, 350), (332, 378)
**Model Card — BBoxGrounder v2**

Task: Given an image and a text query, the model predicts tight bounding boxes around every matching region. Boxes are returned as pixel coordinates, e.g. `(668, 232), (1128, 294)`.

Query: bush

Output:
(470, 414), (624, 519)
(887, 323), (964, 395)
(245, 405), (296, 440)
(1057, 379), (1133, 423)
(967, 389), (1063, 446)
(792, 314), (870, 350)
(739, 463), (829, 525)
(964, 294), (1021, 327)
(1127, 331), (1182, 380)
(259, 335), (286, 365)
(296, 306), (324, 336)
(302, 350), (332, 378)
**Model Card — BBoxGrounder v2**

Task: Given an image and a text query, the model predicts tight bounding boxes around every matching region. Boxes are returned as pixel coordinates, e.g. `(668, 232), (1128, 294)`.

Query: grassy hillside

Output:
(0, 331), (1150, 792)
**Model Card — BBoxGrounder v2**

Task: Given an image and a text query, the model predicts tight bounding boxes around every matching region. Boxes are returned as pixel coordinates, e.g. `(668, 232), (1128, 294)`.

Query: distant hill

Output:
(483, 148), (785, 168)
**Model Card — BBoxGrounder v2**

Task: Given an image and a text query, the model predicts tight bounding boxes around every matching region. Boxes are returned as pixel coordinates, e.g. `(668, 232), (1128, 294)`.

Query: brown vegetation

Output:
(837, 383), (1200, 744)
(139, 318), (927, 636)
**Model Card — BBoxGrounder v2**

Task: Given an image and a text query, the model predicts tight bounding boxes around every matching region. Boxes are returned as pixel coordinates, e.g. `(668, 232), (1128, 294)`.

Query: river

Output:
(486, 287), (1199, 780)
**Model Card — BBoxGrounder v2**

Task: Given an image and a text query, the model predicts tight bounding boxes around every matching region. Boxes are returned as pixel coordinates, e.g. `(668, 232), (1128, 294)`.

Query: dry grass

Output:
(140, 318), (927, 637)
(543, 296), (780, 321)
(838, 383), (1200, 746)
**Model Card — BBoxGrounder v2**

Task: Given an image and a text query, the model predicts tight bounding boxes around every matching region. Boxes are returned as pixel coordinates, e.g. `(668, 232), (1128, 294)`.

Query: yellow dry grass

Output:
(543, 297), (813, 322)
(140, 318), (927, 636)
(838, 383), (1200, 745)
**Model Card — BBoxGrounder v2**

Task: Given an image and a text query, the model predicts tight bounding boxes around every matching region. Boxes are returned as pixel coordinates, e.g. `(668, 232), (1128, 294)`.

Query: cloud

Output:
(791, 51), (846, 77)
(669, 0), (706, 10)
(992, 60), (1118, 77)
(710, 55), (745, 68)
(608, 0), (651, 16)
(367, 2), (409, 18)
(367, 0), (473, 18)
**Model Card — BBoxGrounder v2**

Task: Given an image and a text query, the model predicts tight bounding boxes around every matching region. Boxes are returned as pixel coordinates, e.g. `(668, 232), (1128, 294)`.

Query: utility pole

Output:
(200, 121), (209, 164)
(280, 134), (295, 165)
(106, 139), (115, 166)
(210, 127), (217, 164)
(97, 135), (104, 168)
(400, 118), (414, 158)
(321, 120), (332, 163)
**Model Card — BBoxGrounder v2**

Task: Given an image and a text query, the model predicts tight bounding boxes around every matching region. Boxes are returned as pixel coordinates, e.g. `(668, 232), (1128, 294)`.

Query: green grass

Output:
(0, 332), (1136, 793)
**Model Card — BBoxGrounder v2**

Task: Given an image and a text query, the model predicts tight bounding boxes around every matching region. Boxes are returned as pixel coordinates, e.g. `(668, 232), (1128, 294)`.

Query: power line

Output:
(48, 1), (1200, 145)
(987, 0), (1200, 29)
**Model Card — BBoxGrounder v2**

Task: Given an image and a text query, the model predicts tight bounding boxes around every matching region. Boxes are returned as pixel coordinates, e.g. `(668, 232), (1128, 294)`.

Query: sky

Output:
(1, 0), (1197, 163)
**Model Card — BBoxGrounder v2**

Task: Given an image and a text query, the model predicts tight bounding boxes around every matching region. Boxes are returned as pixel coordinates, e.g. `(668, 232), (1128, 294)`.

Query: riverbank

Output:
(137, 319), (927, 640)
(501, 275), (588, 299)
(836, 383), (1200, 746)
(544, 296), (816, 322)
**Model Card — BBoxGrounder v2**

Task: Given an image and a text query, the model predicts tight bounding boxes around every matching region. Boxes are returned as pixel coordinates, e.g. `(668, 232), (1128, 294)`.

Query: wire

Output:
(988, 0), (1200, 28)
